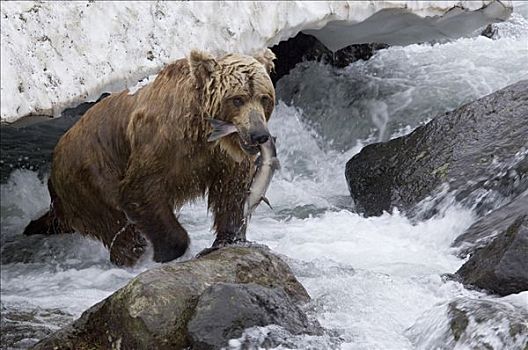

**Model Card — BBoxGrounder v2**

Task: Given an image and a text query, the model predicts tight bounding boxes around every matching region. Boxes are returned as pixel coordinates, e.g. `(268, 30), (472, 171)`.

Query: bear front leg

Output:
(119, 173), (190, 263)
(208, 161), (252, 246)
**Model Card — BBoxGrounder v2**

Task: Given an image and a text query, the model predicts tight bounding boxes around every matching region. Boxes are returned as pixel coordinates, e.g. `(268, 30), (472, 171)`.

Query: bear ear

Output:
(189, 50), (219, 86)
(253, 48), (276, 75)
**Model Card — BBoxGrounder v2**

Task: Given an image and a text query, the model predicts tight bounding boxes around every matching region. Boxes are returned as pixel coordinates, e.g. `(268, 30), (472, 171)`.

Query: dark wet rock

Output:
(1, 117), (73, 183)
(1, 235), (67, 265)
(345, 80), (528, 217)
(270, 33), (327, 84)
(447, 298), (528, 349)
(453, 191), (528, 257)
(455, 214), (528, 296)
(480, 23), (498, 38)
(32, 246), (315, 350)
(0, 93), (108, 184)
(270, 32), (387, 84)
(188, 283), (322, 350)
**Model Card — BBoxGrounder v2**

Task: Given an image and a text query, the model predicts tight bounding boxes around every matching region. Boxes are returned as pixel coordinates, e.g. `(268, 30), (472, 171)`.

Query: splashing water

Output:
(2, 10), (528, 350)
(276, 13), (528, 151)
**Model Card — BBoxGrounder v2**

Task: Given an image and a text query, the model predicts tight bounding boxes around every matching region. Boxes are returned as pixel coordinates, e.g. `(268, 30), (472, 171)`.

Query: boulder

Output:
(455, 214), (528, 296)
(345, 80), (528, 217)
(270, 32), (387, 84)
(31, 246), (318, 350)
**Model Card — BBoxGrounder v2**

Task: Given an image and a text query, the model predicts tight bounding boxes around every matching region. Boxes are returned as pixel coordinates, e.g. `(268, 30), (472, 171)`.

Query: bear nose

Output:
(250, 131), (270, 145)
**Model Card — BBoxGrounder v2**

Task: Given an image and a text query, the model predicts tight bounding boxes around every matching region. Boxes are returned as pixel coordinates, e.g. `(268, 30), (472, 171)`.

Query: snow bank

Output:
(0, 1), (512, 123)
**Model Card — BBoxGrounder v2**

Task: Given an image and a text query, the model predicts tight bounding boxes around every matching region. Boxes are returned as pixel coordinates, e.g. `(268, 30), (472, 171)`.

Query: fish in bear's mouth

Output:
(207, 117), (266, 156)
(206, 117), (280, 219)
(239, 139), (261, 155)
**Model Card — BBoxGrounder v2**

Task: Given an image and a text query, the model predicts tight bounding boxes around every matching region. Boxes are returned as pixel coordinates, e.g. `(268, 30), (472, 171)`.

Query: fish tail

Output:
(207, 118), (238, 142)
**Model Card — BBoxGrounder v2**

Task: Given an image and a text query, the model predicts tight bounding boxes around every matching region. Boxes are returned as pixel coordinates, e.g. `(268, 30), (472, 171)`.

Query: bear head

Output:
(189, 49), (276, 162)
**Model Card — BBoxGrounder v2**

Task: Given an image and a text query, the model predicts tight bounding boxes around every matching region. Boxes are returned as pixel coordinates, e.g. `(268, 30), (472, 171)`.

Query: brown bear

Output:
(23, 49), (276, 266)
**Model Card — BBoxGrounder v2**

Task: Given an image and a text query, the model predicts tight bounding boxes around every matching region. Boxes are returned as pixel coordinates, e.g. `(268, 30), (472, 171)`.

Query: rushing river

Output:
(1, 10), (528, 350)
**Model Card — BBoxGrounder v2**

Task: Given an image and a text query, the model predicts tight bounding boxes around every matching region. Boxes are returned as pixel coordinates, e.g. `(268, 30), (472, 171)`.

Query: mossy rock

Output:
(32, 246), (313, 350)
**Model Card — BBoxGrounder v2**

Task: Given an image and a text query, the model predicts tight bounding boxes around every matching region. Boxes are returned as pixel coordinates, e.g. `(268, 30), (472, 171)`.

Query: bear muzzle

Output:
(239, 110), (271, 154)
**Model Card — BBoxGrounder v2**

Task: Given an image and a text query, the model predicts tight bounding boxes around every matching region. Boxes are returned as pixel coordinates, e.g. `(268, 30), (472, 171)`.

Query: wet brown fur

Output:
(24, 50), (276, 266)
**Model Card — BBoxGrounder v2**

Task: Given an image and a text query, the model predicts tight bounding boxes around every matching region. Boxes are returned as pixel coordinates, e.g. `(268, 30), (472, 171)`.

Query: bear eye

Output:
(261, 96), (272, 106)
(232, 97), (245, 108)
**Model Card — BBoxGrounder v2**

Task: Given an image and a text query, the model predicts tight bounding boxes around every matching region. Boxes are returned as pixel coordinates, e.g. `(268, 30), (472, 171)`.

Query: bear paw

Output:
(109, 225), (148, 267)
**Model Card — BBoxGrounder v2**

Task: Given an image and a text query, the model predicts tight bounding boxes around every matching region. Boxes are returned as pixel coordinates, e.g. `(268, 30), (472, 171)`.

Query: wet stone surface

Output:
(345, 80), (528, 217)
(188, 283), (322, 350)
(455, 213), (528, 296)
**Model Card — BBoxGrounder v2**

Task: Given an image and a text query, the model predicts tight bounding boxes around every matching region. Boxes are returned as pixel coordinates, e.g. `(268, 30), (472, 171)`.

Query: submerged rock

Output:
(480, 23), (498, 38)
(231, 324), (341, 349)
(453, 191), (528, 257)
(345, 80), (528, 217)
(32, 246), (318, 350)
(408, 297), (528, 350)
(455, 214), (528, 296)
(0, 307), (72, 350)
(447, 298), (528, 349)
